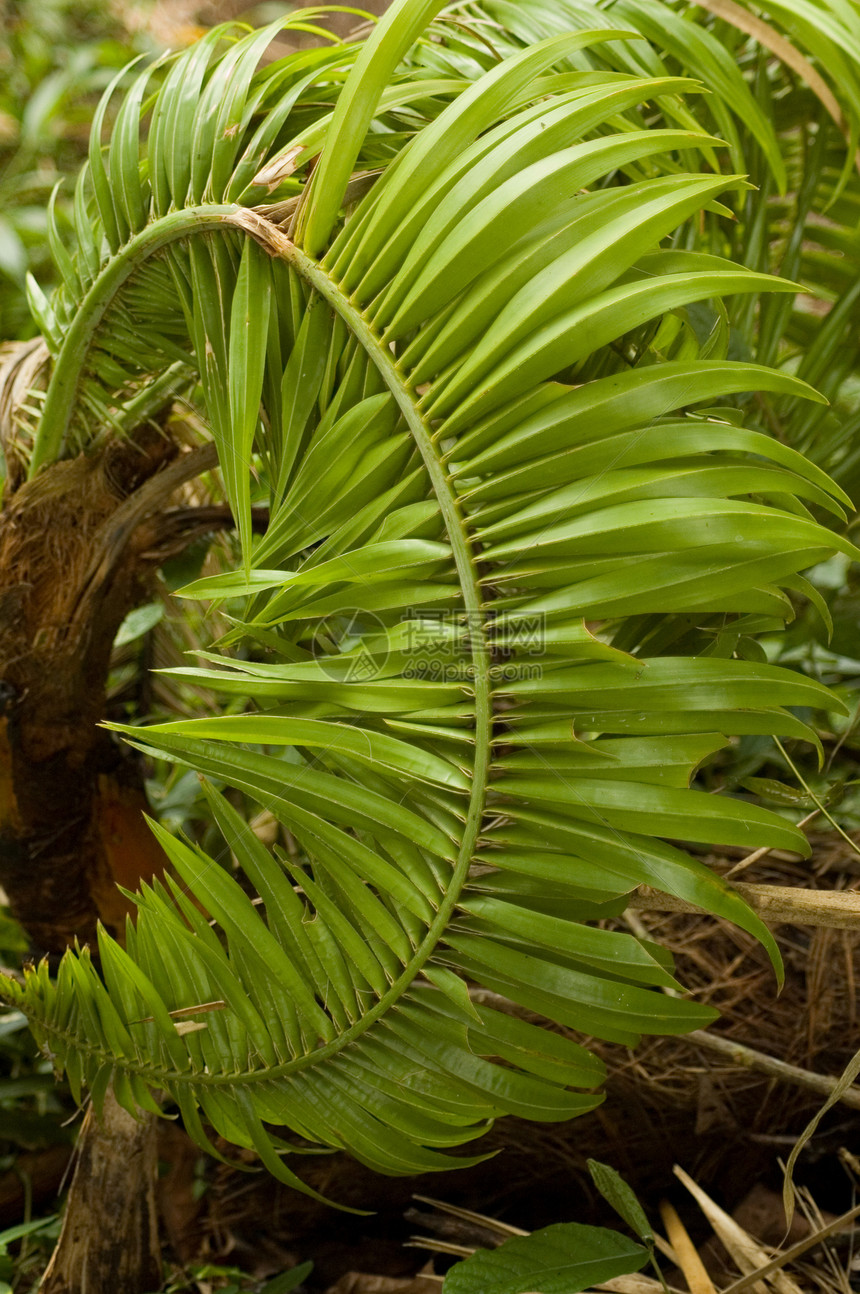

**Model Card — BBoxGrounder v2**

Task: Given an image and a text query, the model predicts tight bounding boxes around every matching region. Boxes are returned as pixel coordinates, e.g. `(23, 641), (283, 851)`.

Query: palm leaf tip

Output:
(7, 0), (855, 1198)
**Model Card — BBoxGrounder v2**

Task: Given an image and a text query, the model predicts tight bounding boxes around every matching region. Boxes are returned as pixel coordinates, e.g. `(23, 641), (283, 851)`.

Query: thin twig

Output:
(683, 1031), (860, 1110)
(774, 738), (860, 863)
(725, 810), (821, 879)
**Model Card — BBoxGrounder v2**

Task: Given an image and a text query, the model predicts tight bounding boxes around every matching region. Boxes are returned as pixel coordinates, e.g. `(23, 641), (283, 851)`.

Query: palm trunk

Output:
(0, 380), (220, 1290)
(0, 433), (216, 952)
(38, 1091), (162, 1294)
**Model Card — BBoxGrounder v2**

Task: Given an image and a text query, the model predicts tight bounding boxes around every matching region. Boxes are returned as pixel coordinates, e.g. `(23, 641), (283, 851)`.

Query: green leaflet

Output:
(129, 716), (470, 791)
(442, 1222), (648, 1294)
(8, 0), (856, 1206)
(396, 165), (741, 354)
(455, 362), (831, 475)
(227, 237), (272, 569)
(297, 0), (453, 254)
(589, 1160), (654, 1244)
(382, 129), (726, 334)
(431, 267), (801, 432)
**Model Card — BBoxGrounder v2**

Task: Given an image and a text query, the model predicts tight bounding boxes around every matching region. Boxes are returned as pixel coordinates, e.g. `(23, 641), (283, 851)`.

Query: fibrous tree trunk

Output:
(38, 1090), (162, 1294)
(0, 421), (217, 953)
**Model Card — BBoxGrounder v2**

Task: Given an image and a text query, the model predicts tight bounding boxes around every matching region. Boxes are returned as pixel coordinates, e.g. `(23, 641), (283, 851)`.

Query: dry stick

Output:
(693, 0), (860, 175)
(725, 811), (820, 879)
(469, 988), (860, 1112)
(717, 1200), (860, 1294)
(413, 1195), (527, 1237)
(673, 1166), (803, 1294)
(629, 882), (860, 929)
(775, 738), (860, 868)
(683, 1030), (860, 1111)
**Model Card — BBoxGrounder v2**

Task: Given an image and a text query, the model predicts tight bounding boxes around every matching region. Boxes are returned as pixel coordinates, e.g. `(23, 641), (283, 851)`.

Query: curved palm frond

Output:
(4, 0), (858, 1204)
(463, 0), (860, 496)
(469, 0), (860, 199)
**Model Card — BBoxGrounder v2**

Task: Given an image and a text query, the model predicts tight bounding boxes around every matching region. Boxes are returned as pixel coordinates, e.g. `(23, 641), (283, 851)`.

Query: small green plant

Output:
(0, 1215), (58, 1293)
(442, 1223), (649, 1294)
(152, 1259), (312, 1294)
(442, 1161), (658, 1294)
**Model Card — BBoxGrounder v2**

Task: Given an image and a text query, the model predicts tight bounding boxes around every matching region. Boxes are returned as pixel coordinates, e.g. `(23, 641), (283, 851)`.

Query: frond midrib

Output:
(29, 204), (238, 475)
(23, 203), (494, 1087)
(198, 210), (493, 1081)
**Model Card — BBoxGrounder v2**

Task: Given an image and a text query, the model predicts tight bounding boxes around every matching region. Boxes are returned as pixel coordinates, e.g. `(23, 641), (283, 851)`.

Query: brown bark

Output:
(0, 433), (217, 954)
(39, 1091), (162, 1294)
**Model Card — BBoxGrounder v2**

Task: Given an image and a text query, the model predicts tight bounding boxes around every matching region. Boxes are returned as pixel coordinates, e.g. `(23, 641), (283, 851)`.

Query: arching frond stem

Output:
(28, 206), (237, 476)
(20, 205), (494, 1089)
(224, 214), (492, 975)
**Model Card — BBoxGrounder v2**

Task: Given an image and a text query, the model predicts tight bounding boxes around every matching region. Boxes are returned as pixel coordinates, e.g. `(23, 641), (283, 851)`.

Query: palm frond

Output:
(5, 0), (858, 1203)
(464, 0), (860, 499)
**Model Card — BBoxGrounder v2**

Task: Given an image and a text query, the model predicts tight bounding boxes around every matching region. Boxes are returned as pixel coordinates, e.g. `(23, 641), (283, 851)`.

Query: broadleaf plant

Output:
(2, 0), (858, 1204)
(441, 1221), (649, 1294)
